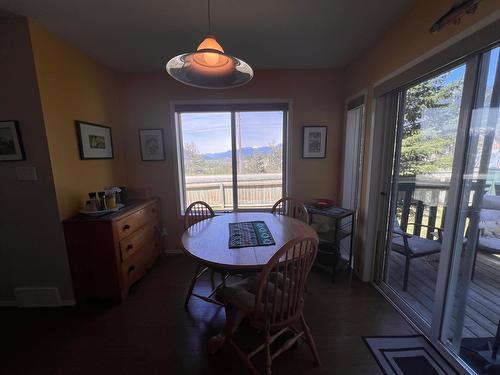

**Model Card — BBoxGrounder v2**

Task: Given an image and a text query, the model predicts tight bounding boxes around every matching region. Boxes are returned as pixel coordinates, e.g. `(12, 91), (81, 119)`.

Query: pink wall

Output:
(117, 70), (344, 249)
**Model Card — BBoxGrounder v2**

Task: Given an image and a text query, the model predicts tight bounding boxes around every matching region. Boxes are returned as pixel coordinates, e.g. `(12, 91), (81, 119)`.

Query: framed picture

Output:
(139, 129), (165, 161)
(75, 121), (114, 160)
(302, 126), (327, 158)
(0, 120), (25, 161)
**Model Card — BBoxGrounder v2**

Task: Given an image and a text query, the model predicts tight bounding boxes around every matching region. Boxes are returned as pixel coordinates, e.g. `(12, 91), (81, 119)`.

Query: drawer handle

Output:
(128, 266), (136, 274)
(122, 224), (130, 231)
(126, 244), (133, 251)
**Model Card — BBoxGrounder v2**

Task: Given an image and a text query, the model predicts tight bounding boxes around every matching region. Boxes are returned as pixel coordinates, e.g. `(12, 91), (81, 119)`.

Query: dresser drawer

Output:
(119, 223), (157, 261)
(121, 242), (155, 288)
(115, 203), (158, 240)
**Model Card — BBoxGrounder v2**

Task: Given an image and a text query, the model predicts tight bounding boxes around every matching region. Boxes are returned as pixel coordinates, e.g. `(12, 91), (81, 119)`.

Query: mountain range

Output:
(202, 145), (280, 159)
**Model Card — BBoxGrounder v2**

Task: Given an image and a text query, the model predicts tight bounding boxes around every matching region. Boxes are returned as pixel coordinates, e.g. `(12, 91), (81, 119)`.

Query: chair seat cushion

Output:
(480, 209), (500, 222)
(481, 195), (500, 210)
(478, 237), (500, 254)
(479, 220), (500, 239)
(217, 272), (294, 314)
(217, 276), (258, 313)
(392, 235), (441, 256)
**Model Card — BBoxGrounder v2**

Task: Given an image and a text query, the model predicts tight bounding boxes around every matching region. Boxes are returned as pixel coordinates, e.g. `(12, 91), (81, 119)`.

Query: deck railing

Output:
(396, 178), (490, 238)
(396, 180), (449, 238)
(185, 173), (282, 209)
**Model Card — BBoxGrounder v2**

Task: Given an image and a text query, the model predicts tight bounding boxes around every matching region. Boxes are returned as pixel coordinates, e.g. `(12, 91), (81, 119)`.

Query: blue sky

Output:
(484, 47), (499, 88)
(444, 64), (465, 84)
(180, 111), (283, 154)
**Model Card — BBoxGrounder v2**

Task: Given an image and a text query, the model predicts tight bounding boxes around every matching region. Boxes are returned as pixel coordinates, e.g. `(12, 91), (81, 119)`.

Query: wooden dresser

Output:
(63, 199), (161, 302)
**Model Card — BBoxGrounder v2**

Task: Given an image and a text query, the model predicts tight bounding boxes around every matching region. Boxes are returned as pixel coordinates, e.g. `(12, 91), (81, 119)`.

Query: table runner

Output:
(228, 221), (275, 248)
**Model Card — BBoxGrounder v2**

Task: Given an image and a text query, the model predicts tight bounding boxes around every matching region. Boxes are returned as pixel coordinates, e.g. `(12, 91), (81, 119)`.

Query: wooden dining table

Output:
(181, 211), (318, 273)
(181, 211), (318, 353)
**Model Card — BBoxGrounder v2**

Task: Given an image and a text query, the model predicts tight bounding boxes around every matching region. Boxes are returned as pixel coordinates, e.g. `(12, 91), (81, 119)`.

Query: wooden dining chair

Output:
(184, 200), (215, 229)
(217, 236), (320, 375)
(271, 197), (310, 225)
(184, 201), (224, 308)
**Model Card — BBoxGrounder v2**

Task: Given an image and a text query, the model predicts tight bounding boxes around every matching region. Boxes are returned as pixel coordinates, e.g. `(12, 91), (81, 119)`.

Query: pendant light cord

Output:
(207, 0), (212, 35)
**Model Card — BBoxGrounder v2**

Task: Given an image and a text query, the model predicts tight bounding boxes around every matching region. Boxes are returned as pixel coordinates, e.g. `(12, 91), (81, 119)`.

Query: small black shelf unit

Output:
(304, 203), (356, 281)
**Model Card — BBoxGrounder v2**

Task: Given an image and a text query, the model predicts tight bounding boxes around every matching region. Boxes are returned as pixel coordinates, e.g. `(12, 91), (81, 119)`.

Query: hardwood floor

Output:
(0, 255), (414, 375)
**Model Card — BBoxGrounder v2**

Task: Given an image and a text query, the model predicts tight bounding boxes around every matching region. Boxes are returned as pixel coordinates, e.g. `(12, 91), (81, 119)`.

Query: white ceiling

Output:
(0, 0), (415, 72)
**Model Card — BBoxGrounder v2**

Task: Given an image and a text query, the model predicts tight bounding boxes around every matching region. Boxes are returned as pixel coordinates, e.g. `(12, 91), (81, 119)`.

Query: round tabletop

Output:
(181, 212), (318, 272)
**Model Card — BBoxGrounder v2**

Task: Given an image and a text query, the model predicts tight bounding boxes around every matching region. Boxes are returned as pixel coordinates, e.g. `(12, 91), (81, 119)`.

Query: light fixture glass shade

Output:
(166, 35), (253, 89)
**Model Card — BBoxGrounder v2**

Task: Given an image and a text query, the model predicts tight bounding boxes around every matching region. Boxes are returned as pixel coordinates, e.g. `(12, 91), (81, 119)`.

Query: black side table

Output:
(304, 203), (356, 281)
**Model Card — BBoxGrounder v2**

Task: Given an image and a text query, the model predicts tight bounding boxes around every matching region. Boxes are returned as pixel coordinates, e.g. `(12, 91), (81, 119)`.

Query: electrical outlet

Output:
(161, 227), (168, 237)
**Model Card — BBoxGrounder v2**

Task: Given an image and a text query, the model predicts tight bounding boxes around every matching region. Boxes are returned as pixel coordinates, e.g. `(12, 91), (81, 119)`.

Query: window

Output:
(175, 103), (289, 212)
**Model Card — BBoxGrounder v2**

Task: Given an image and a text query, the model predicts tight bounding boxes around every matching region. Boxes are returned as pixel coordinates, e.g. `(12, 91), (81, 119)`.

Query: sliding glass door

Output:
(441, 46), (500, 374)
(378, 45), (500, 374)
(386, 64), (466, 325)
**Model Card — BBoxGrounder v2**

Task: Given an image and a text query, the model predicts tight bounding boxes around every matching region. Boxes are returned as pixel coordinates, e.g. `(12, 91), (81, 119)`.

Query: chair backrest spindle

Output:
(184, 201), (215, 229)
(253, 236), (318, 327)
(271, 197), (310, 224)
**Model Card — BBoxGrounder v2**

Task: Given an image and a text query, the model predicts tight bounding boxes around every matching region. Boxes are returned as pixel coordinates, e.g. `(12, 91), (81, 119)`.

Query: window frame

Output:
(171, 99), (293, 216)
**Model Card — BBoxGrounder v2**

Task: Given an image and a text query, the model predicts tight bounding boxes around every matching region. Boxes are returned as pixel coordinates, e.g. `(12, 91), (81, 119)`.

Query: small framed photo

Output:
(75, 121), (113, 160)
(302, 126), (327, 158)
(0, 120), (25, 161)
(139, 129), (165, 161)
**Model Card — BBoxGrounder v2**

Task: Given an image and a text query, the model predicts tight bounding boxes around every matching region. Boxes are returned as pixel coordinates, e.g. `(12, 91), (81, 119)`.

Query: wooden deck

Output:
(388, 249), (500, 338)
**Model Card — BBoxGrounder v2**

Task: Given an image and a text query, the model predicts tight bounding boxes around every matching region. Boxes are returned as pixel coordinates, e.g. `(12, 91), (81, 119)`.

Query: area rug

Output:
(363, 335), (457, 375)
(228, 221), (275, 248)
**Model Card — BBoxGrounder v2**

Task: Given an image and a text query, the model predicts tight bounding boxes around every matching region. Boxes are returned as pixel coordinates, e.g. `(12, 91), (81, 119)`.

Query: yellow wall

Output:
(28, 20), (125, 219)
(342, 0), (500, 278)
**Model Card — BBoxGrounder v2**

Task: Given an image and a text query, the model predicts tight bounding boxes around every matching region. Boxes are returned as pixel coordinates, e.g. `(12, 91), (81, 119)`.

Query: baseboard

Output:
(163, 249), (183, 255)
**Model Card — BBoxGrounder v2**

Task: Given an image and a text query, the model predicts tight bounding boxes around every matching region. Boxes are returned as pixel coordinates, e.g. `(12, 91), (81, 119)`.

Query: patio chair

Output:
(271, 197), (310, 224)
(184, 201), (226, 307)
(392, 219), (442, 291)
(468, 195), (500, 280)
(217, 236), (320, 375)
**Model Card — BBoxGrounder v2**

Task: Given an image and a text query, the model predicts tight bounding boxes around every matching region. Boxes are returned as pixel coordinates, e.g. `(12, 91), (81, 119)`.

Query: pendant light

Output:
(166, 0), (253, 89)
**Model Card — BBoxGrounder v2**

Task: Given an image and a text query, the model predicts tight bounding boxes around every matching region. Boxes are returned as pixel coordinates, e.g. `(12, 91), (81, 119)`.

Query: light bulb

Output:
(202, 52), (220, 66)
